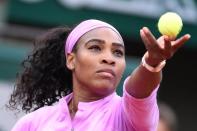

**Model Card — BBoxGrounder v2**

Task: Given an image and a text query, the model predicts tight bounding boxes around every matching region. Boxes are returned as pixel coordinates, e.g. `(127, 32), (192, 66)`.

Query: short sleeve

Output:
(122, 77), (159, 131)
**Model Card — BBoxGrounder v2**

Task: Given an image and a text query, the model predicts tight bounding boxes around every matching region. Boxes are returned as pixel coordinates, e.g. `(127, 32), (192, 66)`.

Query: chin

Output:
(92, 84), (115, 96)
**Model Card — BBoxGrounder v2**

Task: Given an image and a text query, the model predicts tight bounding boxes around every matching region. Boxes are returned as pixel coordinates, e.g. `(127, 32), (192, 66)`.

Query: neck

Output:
(69, 97), (77, 120)
(68, 77), (114, 118)
(74, 81), (113, 104)
(68, 86), (107, 119)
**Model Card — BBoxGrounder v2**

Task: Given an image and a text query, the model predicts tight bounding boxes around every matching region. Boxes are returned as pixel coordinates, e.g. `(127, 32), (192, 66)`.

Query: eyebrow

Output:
(85, 38), (124, 49)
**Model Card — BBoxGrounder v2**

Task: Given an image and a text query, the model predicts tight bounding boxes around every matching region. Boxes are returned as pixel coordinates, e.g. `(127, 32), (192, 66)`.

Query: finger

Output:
(162, 35), (174, 59)
(172, 34), (191, 51)
(142, 27), (158, 47)
(140, 29), (151, 49)
(163, 35), (172, 51)
(141, 27), (159, 51)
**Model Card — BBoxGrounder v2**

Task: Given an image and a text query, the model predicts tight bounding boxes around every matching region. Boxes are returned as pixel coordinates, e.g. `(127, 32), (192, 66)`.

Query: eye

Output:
(88, 45), (101, 52)
(113, 49), (124, 57)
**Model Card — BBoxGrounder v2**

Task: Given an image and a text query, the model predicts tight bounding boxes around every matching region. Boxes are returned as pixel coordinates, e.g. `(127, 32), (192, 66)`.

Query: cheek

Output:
(117, 60), (126, 77)
(113, 60), (126, 87)
(75, 55), (96, 77)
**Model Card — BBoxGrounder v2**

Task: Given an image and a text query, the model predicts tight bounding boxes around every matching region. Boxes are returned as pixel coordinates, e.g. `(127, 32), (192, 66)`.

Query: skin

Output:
(126, 27), (190, 98)
(66, 27), (126, 118)
(157, 119), (171, 131)
(66, 26), (190, 119)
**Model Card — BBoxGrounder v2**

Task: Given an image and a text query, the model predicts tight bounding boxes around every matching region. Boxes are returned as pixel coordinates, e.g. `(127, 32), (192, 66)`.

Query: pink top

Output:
(12, 78), (159, 131)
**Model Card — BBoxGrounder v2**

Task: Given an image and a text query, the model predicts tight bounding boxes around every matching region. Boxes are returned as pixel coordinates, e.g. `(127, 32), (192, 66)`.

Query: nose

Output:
(101, 52), (115, 66)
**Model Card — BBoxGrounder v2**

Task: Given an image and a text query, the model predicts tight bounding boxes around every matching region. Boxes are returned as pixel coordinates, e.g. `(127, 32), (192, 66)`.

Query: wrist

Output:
(142, 52), (166, 72)
(144, 52), (163, 66)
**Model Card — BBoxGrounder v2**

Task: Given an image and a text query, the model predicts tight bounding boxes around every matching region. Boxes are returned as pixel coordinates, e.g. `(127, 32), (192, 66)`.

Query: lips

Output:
(96, 69), (115, 78)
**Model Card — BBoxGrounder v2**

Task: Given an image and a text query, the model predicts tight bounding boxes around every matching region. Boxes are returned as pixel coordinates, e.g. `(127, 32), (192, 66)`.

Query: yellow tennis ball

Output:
(158, 12), (183, 39)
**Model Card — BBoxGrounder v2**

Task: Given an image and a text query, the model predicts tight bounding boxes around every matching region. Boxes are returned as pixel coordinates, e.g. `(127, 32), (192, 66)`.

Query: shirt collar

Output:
(59, 92), (117, 113)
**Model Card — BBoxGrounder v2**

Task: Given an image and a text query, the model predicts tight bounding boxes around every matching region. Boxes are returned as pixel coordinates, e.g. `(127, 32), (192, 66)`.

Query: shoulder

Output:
(12, 104), (60, 131)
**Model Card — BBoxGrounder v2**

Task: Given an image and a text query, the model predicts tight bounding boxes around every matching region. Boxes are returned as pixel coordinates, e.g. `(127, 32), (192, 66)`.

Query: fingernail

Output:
(186, 34), (191, 39)
(143, 27), (148, 31)
(164, 35), (170, 41)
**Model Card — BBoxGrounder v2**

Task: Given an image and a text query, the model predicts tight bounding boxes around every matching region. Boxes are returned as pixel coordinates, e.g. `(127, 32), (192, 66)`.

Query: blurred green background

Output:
(0, 0), (197, 130)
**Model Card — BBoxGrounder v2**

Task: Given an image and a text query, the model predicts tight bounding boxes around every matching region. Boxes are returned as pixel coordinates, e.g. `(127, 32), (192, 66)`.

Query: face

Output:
(67, 27), (126, 96)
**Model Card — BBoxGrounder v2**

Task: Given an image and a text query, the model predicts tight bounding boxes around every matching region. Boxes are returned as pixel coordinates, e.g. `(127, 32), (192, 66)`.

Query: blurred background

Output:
(0, 0), (197, 131)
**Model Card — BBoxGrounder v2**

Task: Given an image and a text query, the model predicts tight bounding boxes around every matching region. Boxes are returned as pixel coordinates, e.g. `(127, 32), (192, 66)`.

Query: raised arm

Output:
(125, 27), (190, 98)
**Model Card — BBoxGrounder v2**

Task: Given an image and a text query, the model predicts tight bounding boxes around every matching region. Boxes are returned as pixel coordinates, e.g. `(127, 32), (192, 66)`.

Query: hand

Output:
(140, 27), (191, 66)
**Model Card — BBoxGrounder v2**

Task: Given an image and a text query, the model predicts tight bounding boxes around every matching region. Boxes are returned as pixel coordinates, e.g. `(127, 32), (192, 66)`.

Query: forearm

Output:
(131, 27), (190, 98)
(122, 73), (160, 130)
(125, 55), (162, 98)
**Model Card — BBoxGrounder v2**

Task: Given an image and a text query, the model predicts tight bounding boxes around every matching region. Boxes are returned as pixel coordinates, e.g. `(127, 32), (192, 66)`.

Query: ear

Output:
(66, 53), (75, 70)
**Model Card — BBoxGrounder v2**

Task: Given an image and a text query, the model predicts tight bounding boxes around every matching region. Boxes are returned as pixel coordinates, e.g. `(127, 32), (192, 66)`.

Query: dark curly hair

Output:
(8, 27), (76, 113)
